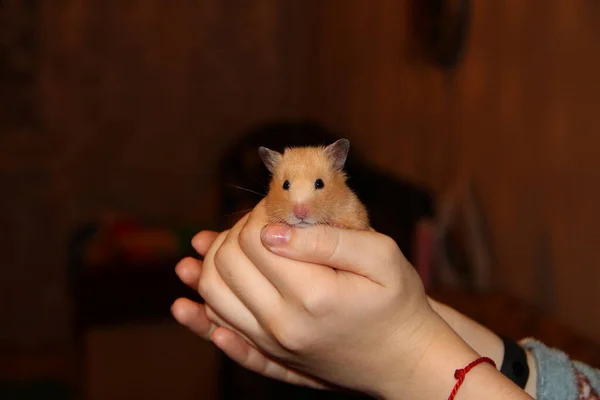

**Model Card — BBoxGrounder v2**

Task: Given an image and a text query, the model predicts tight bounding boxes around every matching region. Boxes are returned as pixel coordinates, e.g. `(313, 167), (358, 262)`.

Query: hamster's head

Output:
(258, 139), (352, 227)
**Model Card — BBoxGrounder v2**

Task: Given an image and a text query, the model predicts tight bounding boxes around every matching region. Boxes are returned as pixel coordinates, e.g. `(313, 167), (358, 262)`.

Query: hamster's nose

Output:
(293, 204), (309, 219)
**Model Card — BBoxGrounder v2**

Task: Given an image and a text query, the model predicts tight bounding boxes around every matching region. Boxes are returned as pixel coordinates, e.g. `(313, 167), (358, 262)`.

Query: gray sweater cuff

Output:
(520, 338), (578, 400)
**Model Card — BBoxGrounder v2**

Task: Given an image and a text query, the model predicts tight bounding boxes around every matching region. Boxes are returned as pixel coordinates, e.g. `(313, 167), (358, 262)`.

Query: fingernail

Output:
(261, 224), (291, 248)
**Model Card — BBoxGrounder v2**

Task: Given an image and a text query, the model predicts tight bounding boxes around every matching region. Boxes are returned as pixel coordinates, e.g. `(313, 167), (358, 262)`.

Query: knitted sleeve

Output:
(521, 338), (600, 400)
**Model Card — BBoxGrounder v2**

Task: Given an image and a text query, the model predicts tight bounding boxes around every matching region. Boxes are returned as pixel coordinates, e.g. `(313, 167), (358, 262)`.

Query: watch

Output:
(499, 335), (530, 389)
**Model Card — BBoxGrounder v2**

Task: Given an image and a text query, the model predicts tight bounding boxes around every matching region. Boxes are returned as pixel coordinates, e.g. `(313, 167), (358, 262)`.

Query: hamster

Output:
(258, 139), (371, 230)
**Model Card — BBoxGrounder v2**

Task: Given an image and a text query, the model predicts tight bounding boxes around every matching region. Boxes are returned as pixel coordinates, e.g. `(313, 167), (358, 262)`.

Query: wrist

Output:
(427, 296), (538, 398)
(427, 296), (505, 368)
(374, 308), (479, 400)
(380, 320), (532, 400)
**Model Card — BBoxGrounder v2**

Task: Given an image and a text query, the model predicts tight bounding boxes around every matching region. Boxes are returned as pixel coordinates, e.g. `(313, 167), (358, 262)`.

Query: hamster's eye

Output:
(314, 178), (324, 189)
(283, 180), (290, 190)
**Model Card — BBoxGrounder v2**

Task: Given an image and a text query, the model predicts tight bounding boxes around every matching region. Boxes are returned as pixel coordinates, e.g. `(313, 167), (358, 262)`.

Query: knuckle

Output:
(379, 234), (401, 260)
(304, 225), (339, 262)
(270, 319), (312, 353)
(377, 234), (407, 287)
(238, 224), (254, 253)
(213, 246), (228, 271)
(213, 242), (236, 278)
(301, 284), (333, 317)
(197, 272), (210, 300)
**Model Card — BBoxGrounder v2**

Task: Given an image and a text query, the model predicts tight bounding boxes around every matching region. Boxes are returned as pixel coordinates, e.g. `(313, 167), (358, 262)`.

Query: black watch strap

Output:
(499, 335), (529, 389)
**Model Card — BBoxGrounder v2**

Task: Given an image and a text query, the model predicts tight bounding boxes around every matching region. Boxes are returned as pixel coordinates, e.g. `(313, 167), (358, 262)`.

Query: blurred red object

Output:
(84, 218), (179, 268)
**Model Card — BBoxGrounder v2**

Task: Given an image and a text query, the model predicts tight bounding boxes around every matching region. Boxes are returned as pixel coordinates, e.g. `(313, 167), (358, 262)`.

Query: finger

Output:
(211, 327), (327, 390)
(260, 221), (406, 286)
(213, 207), (283, 325)
(204, 303), (236, 331)
(192, 230), (221, 256)
(171, 297), (216, 340)
(198, 227), (267, 344)
(236, 200), (338, 300)
(175, 257), (203, 290)
(204, 303), (256, 346)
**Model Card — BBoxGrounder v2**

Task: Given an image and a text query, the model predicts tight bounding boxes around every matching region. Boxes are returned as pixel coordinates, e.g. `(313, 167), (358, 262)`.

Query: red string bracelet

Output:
(448, 356), (496, 400)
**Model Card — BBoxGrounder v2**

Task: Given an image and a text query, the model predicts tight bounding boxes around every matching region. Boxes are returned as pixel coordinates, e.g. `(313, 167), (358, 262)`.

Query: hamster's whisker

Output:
(222, 208), (255, 217)
(248, 176), (270, 192)
(224, 183), (265, 197)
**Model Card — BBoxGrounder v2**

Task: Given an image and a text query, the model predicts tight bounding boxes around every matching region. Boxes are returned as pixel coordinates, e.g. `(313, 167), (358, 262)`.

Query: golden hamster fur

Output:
(258, 139), (370, 230)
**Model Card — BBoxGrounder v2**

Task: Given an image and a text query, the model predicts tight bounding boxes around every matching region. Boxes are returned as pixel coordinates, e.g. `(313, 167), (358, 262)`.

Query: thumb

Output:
(260, 224), (405, 285)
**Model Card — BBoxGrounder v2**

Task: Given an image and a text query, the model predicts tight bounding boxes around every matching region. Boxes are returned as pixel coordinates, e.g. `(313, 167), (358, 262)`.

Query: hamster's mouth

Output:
(286, 218), (317, 228)
(293, 221), (314, 228)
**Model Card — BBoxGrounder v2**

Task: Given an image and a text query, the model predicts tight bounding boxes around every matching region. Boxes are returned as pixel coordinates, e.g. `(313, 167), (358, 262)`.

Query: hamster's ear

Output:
(258, 146), (282, 174)
(325, 138), (350, 170)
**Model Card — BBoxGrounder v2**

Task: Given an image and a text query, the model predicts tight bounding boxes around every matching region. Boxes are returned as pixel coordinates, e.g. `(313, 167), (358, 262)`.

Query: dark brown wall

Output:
(2, 0), (599, 348)
(302, 0), (600, 340)
(0, 0), (305, 347)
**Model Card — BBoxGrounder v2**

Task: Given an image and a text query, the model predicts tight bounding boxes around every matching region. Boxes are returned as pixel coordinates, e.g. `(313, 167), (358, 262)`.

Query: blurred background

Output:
(2, 0), (600, 399)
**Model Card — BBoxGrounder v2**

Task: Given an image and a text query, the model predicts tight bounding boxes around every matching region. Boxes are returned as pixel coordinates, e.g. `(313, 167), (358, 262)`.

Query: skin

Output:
(171, 200), (536, 399)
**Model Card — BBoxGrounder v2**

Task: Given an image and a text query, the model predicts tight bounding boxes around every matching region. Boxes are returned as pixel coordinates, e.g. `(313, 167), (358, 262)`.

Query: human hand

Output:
(172, 232), (537, 398)
(194, 199), (477, 399)
(171, 228), (329, 390)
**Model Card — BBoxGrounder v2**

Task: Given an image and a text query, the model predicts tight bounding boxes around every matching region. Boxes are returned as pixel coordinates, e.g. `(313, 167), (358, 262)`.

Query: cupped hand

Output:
(171, 228), (329, 390)
(194, 199), (458, 399)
